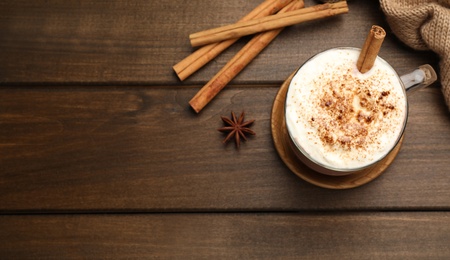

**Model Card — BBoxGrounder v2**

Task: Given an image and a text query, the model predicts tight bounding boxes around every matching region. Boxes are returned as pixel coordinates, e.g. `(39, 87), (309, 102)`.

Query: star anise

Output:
(218, 111), (255, 148)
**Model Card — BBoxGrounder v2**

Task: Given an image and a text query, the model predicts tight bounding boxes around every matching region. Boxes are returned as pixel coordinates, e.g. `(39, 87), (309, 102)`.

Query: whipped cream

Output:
(285, 48), (407, 170)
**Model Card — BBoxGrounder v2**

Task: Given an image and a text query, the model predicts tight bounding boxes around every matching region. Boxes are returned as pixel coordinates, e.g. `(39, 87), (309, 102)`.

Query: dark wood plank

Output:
(1, 85), (449, 212)
(1, 212), (449, 259)
(0, 0), (438, 85)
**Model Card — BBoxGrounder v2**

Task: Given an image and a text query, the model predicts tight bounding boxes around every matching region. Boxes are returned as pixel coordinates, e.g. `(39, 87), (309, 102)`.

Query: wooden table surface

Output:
(1, 0), (450, 258)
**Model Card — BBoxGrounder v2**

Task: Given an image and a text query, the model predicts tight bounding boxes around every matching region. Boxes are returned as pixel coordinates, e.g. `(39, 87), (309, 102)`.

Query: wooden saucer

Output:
(271, 72), (404, 189)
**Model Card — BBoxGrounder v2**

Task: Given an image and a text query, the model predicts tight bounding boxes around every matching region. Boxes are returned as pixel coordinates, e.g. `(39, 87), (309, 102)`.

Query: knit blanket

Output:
(380, 0), (450, 109)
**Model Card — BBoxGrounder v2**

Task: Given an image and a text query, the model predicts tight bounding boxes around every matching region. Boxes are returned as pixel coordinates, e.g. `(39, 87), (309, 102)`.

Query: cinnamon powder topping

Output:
(308, 67), (398, 152)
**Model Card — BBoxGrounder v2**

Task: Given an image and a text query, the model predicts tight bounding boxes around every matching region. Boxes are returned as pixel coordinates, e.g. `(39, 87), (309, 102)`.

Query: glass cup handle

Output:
(400, 64), (438, 95)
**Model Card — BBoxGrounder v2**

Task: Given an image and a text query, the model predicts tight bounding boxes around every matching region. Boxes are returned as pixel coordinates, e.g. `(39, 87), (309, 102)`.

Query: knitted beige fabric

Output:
(380, 0), (450, 108)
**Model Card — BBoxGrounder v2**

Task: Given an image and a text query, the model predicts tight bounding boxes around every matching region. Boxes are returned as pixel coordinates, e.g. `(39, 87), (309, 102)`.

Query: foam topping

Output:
(285, 48), (407, 170)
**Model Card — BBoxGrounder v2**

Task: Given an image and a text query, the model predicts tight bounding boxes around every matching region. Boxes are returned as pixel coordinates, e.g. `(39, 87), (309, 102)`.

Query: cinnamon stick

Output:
(189, 0), (305, 113)
(173, 0), (294, 81)
(357, 25), (386, 73)
(189, 1), (348, 47)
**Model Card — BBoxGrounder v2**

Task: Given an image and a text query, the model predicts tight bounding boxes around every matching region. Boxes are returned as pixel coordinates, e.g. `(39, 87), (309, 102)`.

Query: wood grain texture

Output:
(1, 0), (449, 257)
(1, 86), (449, 212)
(0, 0), (438, 85)
(1, 212), (450, 259)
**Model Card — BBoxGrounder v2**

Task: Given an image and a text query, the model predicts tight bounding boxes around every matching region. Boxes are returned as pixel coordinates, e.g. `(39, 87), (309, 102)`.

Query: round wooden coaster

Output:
(271, 72), (404, 189)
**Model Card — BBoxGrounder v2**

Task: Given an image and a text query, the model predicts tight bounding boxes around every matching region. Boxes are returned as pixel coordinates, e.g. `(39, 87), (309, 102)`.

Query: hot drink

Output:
(285, 47), (407, 175)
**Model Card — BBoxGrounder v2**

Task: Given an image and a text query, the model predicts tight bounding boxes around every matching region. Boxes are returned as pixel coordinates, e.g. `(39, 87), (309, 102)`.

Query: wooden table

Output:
(1, 0), (449, 258)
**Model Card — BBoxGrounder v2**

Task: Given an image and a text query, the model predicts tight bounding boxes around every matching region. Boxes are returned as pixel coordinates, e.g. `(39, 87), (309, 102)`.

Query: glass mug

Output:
(285, 47), (437, 176)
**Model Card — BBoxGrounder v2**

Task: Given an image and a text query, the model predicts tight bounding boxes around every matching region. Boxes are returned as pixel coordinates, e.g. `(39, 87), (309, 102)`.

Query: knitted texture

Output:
(380, 0), (450, 108)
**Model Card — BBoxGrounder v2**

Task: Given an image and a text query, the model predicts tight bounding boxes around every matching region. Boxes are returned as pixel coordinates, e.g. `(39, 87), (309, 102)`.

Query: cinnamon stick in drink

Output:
(189, 0), (305, 113)
(189, 1), (348, 47)
(173, 0), (294, 81)
(357, 25), (386, 73)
